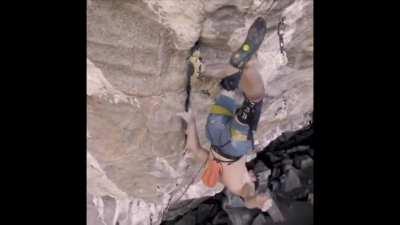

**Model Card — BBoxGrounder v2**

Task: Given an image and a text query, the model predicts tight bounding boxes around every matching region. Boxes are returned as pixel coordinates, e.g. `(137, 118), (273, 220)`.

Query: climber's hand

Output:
(248, 170), (257, 183)
(176, 110), (195, 125)
(261, 197), (273, 212)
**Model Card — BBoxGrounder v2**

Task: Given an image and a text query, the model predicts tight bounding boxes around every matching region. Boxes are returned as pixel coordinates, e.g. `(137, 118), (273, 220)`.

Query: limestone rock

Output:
(87, 0), (313, 225)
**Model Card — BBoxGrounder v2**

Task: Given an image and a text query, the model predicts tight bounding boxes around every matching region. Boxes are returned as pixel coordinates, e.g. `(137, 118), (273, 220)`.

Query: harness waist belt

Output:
(211, 144), (241, 161)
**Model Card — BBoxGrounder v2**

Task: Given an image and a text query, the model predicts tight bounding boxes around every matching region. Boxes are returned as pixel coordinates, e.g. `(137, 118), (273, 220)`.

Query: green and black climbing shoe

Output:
(230, 17), (267, 69)
(220, 70), (243, 91)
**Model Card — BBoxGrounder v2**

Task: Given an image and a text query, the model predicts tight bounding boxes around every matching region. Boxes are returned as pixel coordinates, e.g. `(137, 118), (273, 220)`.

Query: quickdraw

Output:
(161, 42), (208, 221)
(184, 42), (204, 112)
(277, 16), (287, 56)
(188, 49), (204, 79)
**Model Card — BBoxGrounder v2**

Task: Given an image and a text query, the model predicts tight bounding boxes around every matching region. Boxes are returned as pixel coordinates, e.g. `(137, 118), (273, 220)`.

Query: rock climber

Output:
(178, 17), (273, 212)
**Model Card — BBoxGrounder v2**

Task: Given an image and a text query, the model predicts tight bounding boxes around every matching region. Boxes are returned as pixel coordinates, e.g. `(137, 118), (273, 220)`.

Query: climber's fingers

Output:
(261, 198), (273, 212)
(176, 111), (190, 123)
(248, 170), (257, 182)
(182, 143), (195, 158)
(176, 110), (194, 124)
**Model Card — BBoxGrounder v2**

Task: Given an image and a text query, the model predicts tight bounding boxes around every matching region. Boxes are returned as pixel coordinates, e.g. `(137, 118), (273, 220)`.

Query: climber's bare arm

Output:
(186, 117), (208, 162)
(177, 111), (208, 162)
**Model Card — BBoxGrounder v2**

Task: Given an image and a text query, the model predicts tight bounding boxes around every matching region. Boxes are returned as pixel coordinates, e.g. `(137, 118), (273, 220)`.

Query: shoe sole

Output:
(230, 17), (267, 69)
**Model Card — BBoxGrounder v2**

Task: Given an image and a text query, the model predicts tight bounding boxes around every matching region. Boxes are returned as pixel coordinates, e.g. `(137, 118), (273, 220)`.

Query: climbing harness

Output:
(210, 144), (240, 163)
(210, 104), (234, 117)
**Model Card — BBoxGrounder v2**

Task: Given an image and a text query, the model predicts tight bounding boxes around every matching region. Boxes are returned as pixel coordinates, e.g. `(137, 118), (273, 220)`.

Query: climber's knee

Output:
(239, 63), (265, 100)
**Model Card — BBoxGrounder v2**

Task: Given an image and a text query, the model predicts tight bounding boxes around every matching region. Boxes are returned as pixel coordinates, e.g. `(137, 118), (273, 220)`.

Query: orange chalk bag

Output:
(201, 158), (223, 187)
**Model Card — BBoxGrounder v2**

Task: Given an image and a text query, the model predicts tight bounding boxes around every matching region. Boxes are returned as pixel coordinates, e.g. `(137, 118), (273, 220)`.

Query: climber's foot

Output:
(176, 110), (195, 126)
(230, 17), (267, 69)
(220, 70), (243, 91)
(244, 193), (272, 212)
(248, 170), (257, 182)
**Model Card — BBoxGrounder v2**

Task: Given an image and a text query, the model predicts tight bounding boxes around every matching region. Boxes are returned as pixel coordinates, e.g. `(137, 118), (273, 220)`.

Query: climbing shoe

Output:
(220, 70), (243, 91)
(230, 17), (267, 69)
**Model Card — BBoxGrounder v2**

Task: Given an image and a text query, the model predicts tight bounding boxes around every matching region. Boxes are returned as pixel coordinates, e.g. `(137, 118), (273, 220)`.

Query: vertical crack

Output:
(278, 16), (287, 56)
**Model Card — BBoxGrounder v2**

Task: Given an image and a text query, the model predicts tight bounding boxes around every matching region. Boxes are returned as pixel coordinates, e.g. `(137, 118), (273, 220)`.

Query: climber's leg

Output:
(232, 57), (265, 133)
(220, 156), (271, 211)
(220, 157), (249, 193)
(202, 63), (239, 79)
(220, 55), (265, 94)
(220, 16), (267, 92)
(239, 57), (265, 102)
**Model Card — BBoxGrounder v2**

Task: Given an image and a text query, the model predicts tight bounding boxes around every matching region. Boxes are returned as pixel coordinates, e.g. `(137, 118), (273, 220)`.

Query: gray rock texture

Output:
(87, 0), (313, 224)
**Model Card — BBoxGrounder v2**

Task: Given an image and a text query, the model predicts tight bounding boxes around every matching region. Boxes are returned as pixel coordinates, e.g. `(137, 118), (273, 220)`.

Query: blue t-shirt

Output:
(206, 95), (253, 158)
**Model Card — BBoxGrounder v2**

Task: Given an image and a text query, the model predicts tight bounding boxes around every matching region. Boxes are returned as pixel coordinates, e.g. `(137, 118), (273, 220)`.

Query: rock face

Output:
(87, 0), (313, 225)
